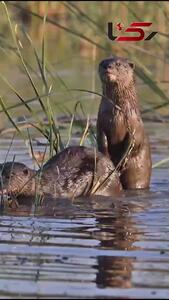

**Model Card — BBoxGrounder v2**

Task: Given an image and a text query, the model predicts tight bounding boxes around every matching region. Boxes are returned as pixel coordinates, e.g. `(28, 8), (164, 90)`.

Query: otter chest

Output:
(103, 111), (127, 144)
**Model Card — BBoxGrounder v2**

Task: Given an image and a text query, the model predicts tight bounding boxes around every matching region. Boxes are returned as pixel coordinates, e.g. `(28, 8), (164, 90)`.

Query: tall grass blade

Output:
(0, 97), (22, 136)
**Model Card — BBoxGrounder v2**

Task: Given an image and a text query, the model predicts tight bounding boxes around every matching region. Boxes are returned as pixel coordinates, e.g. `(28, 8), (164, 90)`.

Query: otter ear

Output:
(128, 61), (135, 69)
(23, 168), (29, 176)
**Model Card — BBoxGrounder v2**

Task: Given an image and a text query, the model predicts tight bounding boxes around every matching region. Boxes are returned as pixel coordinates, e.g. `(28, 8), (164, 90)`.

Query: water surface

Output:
(0, 122), (169, 299)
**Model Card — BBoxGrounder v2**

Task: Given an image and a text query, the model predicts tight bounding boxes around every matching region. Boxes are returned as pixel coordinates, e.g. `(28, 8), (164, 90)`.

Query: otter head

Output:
(99, 56), (135, 88)
(0, 162), (35, 198)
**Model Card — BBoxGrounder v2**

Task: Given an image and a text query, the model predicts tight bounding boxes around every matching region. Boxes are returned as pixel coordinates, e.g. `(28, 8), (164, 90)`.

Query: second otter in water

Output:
(97, 56), (152, 189)
(0, 146), (122, 200)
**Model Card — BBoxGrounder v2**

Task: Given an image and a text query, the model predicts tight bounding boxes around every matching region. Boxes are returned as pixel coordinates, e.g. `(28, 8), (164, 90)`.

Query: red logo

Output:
(108, 22), (158, 42)
(116, 22), (123, 31)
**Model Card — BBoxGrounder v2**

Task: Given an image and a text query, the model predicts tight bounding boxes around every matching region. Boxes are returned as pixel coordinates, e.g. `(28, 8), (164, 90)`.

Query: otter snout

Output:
(99, 56), (135, 86)
(0, 162), (36, 198)
(99, 58), (119, 83)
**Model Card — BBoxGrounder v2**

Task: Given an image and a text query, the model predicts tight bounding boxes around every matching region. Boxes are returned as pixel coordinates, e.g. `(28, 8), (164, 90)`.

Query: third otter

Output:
(97, 56), (152, 189)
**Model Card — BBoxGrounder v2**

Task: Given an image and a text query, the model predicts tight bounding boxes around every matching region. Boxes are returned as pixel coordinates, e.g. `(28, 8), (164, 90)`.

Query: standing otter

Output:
(97, 56), (152, 189)
(0, 146), (122, 200)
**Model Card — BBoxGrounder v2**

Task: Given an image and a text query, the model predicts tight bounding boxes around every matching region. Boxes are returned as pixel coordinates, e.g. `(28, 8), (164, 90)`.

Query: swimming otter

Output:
(0, 146), (122, 200)
(97, 56), (152, 189)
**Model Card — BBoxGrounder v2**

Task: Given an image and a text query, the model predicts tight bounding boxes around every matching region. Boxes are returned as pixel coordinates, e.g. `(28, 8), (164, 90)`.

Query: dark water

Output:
(0, 122), (169, 299)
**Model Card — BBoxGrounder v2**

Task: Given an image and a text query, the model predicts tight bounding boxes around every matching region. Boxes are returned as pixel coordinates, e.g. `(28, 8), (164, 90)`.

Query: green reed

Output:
(6, 1), (169, 115)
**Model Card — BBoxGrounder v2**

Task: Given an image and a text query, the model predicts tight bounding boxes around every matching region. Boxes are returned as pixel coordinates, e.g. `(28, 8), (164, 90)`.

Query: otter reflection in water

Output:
(0, 146), (122, 202)
(92, 193), (149, 289)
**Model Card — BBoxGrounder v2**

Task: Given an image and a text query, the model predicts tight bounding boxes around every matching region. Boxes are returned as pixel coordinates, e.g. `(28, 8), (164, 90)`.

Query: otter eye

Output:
(23, 168), (29, 176)
(116, 62), (121, 67)
(128, 61), (135, 69)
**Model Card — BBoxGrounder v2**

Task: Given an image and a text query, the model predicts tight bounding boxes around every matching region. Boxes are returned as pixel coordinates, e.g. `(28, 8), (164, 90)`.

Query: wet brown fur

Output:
(97, 56), (152, 189)
(0, 146), (122, 200)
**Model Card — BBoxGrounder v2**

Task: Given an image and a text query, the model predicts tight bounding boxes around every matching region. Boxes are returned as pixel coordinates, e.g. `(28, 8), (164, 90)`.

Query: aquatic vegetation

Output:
(0, 1), (168, 209)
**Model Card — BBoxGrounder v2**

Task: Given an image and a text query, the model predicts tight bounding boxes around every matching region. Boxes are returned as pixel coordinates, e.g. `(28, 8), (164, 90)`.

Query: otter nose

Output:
(101, 61), (114, 71)
(107, 64), (113, 70)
